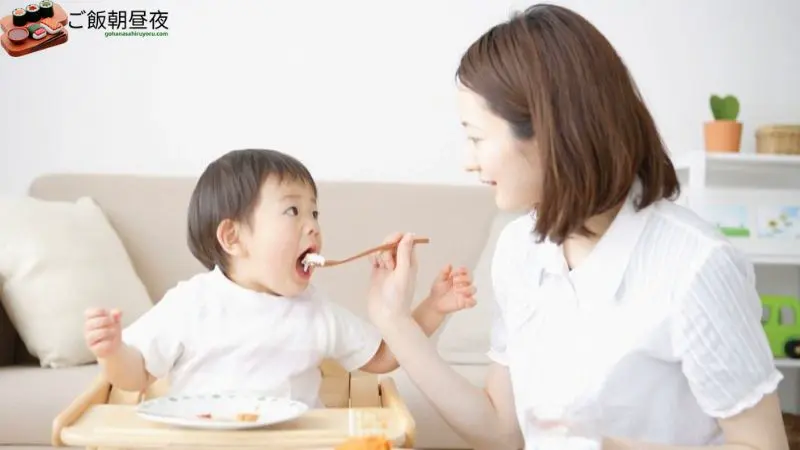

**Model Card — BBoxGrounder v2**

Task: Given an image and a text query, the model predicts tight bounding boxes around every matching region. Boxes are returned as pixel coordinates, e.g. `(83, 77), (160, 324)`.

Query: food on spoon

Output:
(335, 436), (392, 450)
(301, 252), (325, 271)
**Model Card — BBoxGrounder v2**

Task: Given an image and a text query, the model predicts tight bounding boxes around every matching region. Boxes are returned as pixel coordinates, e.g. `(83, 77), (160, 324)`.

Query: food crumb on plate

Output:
(236, 413), (259, 422)
(195, 412), (259, 421)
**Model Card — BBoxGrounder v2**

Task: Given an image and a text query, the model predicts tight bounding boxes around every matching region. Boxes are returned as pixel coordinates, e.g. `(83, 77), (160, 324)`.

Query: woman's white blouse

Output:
(489, 188), (782, 446)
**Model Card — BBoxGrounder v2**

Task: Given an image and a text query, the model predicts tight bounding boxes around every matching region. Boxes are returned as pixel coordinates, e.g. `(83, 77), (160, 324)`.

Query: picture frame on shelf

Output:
(703, 204), (751, 238)
(757, 206), (800, 240)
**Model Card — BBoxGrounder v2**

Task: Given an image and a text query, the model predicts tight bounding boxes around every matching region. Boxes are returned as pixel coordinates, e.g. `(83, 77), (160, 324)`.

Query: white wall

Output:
(2, 0), (800, 419)
(1, 0), (799, 195)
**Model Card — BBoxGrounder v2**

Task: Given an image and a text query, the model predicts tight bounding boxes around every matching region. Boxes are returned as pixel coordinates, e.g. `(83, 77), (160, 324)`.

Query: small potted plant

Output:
(704, 94), (742, 153)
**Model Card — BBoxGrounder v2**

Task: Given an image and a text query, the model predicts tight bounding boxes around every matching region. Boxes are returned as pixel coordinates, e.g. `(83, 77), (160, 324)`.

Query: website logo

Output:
(68, 8), (169, 38)
(1, 2), (170, 57)
(1, 1), (68, 57)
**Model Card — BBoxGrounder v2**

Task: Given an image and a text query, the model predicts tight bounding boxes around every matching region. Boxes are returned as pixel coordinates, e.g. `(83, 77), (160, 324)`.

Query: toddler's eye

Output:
(285, 206), (299, 216)
(312, 211), (319, 219)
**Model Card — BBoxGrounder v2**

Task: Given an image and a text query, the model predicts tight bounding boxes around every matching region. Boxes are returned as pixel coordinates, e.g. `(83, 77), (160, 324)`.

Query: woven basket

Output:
(756, 125), (800, 155)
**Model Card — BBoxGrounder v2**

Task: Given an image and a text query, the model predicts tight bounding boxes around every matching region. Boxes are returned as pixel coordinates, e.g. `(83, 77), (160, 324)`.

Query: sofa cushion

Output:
(14, 332), (39, 365)
(437, 212), (520, 362)
(0, 297), (16, 366)
(0, 364), (100, 445)
(0, 196), (153, 368)
(305, 182), (497, 319)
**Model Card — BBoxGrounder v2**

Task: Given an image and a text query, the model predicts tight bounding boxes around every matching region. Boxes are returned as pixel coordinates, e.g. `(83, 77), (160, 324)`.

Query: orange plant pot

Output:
(704, 120), (742, 153)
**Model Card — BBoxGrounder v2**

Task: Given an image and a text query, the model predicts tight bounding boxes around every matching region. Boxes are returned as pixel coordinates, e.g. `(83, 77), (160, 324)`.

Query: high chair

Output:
(52, 359), (416, 449)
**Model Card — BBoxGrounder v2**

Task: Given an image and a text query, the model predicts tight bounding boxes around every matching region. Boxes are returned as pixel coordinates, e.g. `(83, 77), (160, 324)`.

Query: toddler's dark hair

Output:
(187, 149), (317, 271)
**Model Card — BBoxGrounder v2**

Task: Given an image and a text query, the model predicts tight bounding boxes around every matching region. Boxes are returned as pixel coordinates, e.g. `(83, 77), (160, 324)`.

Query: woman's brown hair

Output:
(456, 4), (679, 244)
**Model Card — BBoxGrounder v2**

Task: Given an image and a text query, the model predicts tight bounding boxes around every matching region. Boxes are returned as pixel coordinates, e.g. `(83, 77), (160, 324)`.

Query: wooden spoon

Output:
(302, 237), (430, 270)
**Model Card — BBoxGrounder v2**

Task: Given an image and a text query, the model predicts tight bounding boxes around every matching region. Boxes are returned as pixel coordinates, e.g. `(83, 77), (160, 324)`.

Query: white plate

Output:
(135, 392), (309, 430)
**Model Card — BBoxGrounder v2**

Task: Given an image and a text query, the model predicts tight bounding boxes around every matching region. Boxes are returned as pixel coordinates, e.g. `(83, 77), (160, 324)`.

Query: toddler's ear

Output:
(216, 219), (243, 256)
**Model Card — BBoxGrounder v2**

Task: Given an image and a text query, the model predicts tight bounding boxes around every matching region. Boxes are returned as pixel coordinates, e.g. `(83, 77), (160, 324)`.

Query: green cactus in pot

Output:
(709, 94), (740, 121)
(704, 94), (742, 152)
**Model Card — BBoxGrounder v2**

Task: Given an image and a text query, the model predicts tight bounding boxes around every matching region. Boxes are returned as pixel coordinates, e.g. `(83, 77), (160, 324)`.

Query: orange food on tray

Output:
(335, 436), (392, 450)
(235, 413), (259, 422)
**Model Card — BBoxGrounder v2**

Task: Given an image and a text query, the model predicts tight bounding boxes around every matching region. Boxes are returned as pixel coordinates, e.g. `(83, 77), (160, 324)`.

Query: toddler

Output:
(83, 149), (475, 407)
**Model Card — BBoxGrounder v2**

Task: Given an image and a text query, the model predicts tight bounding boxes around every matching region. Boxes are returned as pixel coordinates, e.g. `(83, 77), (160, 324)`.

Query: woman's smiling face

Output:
(457, 83), (543, 213)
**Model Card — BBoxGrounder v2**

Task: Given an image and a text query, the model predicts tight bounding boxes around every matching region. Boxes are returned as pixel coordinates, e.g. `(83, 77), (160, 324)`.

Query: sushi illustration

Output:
(26, 23), (45, 40)
(38, 1), (53, 18)
(40, 18), (62, 34)
(12, 7), (26, 26)
(24, 3), (39, 22)
(2, 1), (68, 56)
(7, 27), (28, 44)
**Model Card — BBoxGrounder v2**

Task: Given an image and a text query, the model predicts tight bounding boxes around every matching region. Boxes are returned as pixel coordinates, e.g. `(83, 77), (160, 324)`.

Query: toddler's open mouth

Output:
(296, 246), (321, 276)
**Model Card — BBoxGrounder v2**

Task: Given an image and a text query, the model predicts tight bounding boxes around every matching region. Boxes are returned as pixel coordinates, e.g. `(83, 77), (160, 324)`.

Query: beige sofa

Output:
(0, 173), (514, 450)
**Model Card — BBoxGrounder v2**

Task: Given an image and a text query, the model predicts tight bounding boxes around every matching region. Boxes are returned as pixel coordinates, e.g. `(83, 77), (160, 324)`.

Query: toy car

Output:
(761, 295), (800, 359)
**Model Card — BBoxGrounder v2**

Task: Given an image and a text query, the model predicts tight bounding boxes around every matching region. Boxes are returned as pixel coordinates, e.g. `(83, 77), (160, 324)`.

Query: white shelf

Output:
(748, 254), (800, 266)
(670, 151), (698, 171)
(672, 151), (800, 192)
(776, 359), (800, 369)
(733, 239), (800, 266)
(670, 152), (800, 266)
(705, 152), (800, 171)
(672, 151), (800, 173)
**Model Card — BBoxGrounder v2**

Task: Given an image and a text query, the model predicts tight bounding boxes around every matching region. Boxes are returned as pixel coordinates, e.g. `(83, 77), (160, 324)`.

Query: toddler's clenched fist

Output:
(84, 308), (122, 359)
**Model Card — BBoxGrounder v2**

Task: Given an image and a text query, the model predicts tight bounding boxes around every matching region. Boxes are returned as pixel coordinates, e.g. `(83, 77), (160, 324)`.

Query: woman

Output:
(367, 4), (789, 450)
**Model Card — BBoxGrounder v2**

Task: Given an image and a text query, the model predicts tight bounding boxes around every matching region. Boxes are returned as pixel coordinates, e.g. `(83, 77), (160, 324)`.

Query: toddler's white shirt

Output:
(122, 267), (382, 407)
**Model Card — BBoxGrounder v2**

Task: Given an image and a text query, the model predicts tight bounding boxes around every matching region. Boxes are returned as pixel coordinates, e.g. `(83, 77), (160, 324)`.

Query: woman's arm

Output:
(380, 314), (523, 450)
(606, 393), (788, 450)
(359, 296), (465, 374)
(366, 231), (524, 449)
(608, 243), (789, 450)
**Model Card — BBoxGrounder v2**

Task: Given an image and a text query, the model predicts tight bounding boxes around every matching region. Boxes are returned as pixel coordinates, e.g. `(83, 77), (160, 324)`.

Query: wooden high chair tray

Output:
(60, 404), (405, 449)
(53, 363), (416, 449)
